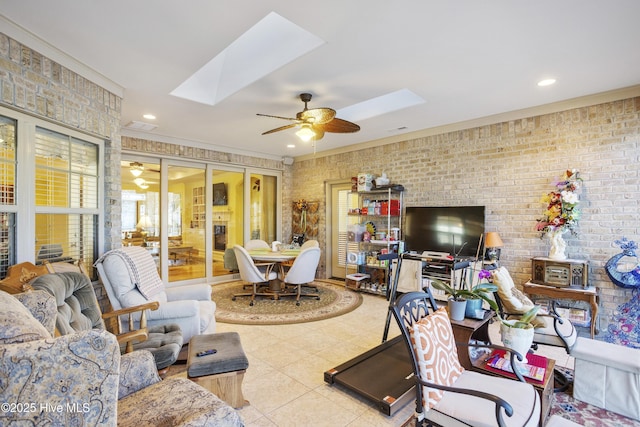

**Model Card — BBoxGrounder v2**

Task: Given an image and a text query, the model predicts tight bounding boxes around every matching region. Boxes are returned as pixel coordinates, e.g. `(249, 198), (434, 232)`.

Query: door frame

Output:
(325, 179), (352, 279)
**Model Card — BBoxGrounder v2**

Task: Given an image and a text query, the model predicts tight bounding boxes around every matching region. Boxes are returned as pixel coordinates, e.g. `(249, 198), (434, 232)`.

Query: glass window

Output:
(0, 115), (16, 277)
(34, 127), (99, 274)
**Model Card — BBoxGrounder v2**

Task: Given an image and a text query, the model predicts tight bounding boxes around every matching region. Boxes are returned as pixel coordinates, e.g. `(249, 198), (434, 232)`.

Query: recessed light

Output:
(287, 144), (296, 148)
(143, 114), (156, 120)
(537, 78), (557, 87)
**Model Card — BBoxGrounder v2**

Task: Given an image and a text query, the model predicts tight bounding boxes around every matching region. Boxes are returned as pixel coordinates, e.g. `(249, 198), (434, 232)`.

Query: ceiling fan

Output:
(257, 93), (360, 142)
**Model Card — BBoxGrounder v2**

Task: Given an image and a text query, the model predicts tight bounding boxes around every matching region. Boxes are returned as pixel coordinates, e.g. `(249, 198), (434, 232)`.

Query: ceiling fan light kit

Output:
(295, 124), (316, 142)
(129, 162), (144, 177)
(258, 93), (360, 144)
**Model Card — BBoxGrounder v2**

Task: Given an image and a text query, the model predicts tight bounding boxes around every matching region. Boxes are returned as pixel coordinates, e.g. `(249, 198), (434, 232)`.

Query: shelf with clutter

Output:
(345, 175), (403, 296)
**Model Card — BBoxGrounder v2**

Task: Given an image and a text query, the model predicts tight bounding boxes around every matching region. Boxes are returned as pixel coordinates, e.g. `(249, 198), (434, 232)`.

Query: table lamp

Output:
(136, 215), (154, 246)
(484, 232), (503, 264)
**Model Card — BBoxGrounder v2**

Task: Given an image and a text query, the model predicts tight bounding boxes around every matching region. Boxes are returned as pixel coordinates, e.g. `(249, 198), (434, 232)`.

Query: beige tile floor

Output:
(215, 292), (574, 427)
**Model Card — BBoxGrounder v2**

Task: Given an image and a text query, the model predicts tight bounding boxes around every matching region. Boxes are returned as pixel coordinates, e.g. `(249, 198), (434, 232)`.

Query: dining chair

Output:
(244, 239), (270, 250)
(232, 245), (277, 306)
(392, 291), (540, 427)
(300, 239), (319, 250)
(281, 246), (321, 305)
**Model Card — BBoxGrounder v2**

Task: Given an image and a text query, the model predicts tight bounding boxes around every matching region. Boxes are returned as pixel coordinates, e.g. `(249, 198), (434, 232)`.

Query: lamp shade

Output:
(485, 232), (503, 248)
(136, 215), (153, 230)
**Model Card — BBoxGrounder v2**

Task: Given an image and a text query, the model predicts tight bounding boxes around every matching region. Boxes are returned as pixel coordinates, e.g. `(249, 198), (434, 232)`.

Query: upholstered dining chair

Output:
(300, 239), (319, 250)
(281, 246), (321, 305)
(95, 246), (216, 344)
(392, 291), (541, 427)
(29, 270), (183, 372)
(244, 239), (270, 250)
(232, 244), (277, 305)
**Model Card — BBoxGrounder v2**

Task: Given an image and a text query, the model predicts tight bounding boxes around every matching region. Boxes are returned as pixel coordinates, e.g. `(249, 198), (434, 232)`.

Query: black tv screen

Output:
(404, 206), (485, 259)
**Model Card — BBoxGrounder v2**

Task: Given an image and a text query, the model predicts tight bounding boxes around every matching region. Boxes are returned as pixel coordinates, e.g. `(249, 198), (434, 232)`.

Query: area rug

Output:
(401, 367), (640, 427)
(211, 279), (363, 325)
(548, 367), (639, 426)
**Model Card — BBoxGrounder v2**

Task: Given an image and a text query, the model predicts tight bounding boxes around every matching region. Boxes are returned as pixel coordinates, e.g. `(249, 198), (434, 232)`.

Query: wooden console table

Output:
(522, 281), (599, 338)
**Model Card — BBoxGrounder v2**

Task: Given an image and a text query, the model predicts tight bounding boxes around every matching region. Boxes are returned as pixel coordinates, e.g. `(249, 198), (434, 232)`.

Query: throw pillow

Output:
(0, 290), (52, 344)
(410, 307), (464, 410)
(491, 267), (547, 328)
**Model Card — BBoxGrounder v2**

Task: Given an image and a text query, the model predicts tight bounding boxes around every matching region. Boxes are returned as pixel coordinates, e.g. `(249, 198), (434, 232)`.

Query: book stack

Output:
(485, 351), (547, 382)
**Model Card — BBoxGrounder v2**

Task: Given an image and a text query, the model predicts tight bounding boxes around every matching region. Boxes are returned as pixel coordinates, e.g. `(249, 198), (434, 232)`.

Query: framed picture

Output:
(213, 183), (227, 205)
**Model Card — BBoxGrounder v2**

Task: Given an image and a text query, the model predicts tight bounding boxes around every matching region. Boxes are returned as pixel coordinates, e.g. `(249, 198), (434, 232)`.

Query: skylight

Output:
(337, 89), (426, 122)
(171, 12), (325, 106)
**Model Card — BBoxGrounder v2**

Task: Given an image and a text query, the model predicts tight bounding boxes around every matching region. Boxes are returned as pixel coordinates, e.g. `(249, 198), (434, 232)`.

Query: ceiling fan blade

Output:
(297, 108), (336, 124)
(317, 118), (361, 133)
(256, 113), (300, 122)
(261, 123), (298, 135)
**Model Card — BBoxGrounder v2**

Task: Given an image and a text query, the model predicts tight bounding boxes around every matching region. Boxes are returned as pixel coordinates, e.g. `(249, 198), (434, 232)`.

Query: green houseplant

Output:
(430, 279), (498, 321)
(469, 286), (541, 363)
(431, 274), (540, 361)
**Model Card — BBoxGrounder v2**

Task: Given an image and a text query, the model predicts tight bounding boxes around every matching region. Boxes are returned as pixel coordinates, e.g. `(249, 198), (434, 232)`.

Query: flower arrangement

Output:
(535, 169), (582, 238)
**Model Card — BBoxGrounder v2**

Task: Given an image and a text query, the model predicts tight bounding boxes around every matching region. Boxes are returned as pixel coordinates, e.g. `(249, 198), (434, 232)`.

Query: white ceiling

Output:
(2, 1), (640, 159)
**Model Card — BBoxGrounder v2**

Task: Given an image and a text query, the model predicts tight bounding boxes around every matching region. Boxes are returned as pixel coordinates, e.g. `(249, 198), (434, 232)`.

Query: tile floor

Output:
(213, 292), (574, 427)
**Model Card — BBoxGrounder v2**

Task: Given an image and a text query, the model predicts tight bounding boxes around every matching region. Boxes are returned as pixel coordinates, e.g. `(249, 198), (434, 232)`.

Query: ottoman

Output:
(572, 337), (640, 421)
(187, 332), (249, 408)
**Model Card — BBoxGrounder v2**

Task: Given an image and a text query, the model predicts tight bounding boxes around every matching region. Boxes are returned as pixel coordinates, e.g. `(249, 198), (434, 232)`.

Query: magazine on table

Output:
(486, 353), (546, 382)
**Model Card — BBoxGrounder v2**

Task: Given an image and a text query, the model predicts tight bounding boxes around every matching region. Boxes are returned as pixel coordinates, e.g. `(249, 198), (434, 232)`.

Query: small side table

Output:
(522, 281), (599, 338)
(450, 310), (495, 370)
(472, 351), (555, 426)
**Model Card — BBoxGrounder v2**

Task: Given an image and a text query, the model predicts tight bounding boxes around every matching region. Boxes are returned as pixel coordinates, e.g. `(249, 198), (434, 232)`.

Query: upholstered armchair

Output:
(29, 270), (183, 371)
(95, 246), (216, 343)
(0, 289), (243, 426)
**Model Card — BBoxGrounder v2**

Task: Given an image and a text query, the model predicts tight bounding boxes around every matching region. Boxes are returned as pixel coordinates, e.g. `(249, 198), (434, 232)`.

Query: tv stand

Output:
(421, 250), (452, 260)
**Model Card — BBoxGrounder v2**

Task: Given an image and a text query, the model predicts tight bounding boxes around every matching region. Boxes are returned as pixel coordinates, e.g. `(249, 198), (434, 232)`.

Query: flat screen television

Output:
(404, 206), (485, 259)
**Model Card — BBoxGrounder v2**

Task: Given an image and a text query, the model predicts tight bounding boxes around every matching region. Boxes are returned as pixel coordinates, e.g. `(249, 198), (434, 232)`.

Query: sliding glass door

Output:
(121, 157), (278, 284)
(212, 170), (243, 275)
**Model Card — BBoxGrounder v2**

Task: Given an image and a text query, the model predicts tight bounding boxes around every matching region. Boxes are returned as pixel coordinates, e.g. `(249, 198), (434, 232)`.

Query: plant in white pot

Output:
(430, 279), (498, 321)
(476, 295), (541, 364)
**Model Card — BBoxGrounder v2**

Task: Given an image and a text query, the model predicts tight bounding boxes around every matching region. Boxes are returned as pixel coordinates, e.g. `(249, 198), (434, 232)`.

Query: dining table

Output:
(248, 248), (300, 294)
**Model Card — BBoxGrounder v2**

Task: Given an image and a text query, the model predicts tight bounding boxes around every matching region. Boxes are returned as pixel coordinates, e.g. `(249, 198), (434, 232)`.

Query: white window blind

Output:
(0, 115), (17, 277)
(337, 189), (359, 268)
(34, 127), (98, 271)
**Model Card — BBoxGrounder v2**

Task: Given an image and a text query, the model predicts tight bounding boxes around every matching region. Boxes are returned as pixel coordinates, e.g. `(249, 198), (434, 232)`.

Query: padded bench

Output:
(187, 332), (249, 408)
(572, 337), (640, 421)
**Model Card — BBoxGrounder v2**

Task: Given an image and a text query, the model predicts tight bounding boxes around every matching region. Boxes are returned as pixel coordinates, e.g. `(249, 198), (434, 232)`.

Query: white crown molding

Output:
(296, 84), (640, 162)
(120, 128), (285, 162)
(0, 15), (124, 97)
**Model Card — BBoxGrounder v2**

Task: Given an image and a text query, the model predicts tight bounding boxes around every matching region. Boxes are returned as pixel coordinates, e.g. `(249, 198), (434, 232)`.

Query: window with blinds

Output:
(34, 127), (98, 273)
(0, 115), (16, 277)
(337, 189), (360, 269)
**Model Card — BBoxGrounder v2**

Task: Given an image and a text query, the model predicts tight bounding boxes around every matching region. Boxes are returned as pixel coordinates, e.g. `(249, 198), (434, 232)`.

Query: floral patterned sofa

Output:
(0, 289), (243, 426)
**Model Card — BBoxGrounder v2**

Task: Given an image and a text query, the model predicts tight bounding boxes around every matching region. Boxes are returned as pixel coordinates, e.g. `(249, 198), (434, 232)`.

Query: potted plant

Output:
(430, 279), (498, 321)
(470, 289), (541, 363)
(464, 269), (492, 318)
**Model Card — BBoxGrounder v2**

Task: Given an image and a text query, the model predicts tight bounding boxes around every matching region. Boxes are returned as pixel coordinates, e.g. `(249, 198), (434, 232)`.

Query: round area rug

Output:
(211, 279), (362, 325)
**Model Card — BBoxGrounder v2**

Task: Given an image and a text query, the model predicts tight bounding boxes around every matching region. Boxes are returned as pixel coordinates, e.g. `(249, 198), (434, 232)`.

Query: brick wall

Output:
(288, 98), (640, 335)
(0, 33), (122, 311)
